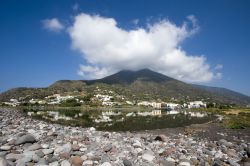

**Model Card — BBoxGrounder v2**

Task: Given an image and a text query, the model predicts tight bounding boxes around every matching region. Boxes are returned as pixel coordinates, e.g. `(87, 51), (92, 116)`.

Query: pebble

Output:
(0, 145), (11, 151)
(142, 153), (155, 162)
(15, 134), (36, 145)
(82, 160), (93, 165)
(71, 156), (83, 166)
(123, 158), (133, 166)
(61, 160), (71, 166)
(101, 162), (112, 166)
(0, 157), (8, 166)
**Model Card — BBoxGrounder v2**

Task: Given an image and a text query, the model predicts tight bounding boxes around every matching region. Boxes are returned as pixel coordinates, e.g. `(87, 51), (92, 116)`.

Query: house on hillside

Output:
(137, 101), (162, 108)
(188, 101), (206, 108)
(95, 94), (114, 102)
(165, 103), (180, 110)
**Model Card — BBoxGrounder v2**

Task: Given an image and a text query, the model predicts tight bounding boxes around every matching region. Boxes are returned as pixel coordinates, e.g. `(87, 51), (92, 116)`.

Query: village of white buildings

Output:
(1, 86), (207, 110)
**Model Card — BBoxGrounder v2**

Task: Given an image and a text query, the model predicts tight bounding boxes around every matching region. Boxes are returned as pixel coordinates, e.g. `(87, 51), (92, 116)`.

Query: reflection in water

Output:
(26, 109), (214, 131)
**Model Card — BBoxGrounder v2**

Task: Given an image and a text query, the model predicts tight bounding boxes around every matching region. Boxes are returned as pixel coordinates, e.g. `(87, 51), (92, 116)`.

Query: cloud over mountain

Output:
(42, 18), (64, 32)
(68, 13), (220, 82)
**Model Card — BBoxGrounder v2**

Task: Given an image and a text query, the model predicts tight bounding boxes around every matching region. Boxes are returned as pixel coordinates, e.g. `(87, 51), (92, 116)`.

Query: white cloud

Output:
(42, 18), (64, 32)
(215, 64), (223, 70)
(68, 13), (220, 82)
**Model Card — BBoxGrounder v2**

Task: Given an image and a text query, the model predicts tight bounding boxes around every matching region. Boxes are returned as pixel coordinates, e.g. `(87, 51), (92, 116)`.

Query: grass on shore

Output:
(191, 107), (250, 129)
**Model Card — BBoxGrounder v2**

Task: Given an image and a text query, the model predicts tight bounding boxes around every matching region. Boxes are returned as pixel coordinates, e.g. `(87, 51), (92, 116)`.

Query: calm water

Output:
(24, 108), (216, 131)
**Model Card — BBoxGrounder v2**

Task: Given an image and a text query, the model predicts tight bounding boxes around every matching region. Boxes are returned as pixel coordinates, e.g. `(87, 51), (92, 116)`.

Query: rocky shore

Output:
(0, 108), (249, 166)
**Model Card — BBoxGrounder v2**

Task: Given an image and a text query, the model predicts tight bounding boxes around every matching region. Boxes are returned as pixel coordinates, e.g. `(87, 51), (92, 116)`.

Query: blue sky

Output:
(0, 0), (250, 96)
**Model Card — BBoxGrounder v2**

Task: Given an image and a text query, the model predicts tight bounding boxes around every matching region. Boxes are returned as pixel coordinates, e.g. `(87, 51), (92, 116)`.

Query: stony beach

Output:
(0, 108), (250, 166)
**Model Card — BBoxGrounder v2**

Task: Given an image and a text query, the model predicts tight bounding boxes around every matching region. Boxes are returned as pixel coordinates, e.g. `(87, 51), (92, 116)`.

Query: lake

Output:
(23, 108), (216, 131)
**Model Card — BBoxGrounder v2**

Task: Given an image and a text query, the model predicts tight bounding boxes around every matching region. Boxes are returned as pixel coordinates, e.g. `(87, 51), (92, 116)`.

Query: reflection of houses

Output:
(189, 112), (207, 117)
(188, 101), (206, 108)
(166, 110), (179, 115)
(151, 110), (161, 116)
(102, 111), (121, 116)
(126, 101), (134, 105)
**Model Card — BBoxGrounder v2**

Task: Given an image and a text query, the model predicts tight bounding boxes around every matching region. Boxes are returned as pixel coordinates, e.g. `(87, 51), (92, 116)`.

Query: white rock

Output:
(101, 162), (112, 166)
(81, 155), (88, 160)
(142, 153), (155, 162)
(179, 162), (191, 166)
(41, 144), (49, 149)
(61, 160), (71, 166)
(49, 161), (59, 166)
(42, 149), (54, 155)
(82, 160), (93, 165)
(89, 127), (96, 132)
(133, 140), (142, 148)
(135, 148), (143, 153)
(80, 147), (87, 152)
(0, 145), (11, 151)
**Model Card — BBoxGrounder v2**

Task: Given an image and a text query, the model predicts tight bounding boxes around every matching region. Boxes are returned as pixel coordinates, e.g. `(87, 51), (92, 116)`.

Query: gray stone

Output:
(42, 149), (54, 155)
(36, 150), (45, 158)
(103, 144), (112, 153)
(218, 139), (233, 148)
(54, 143), (71, 154)
(0, 157), (8, 166)
(25, 143), (41, 151)
(15, 134), (36, 145)
(37, 158), (48, 165)
(0, 151), (8, 157)
(123, 158), (133, 166)
(6, 153), (24, 161)
(228, 159), (240, 166)
(0, 145), (11, 151)
(16, 160), (25, 166)
(49, 161), (59, 166)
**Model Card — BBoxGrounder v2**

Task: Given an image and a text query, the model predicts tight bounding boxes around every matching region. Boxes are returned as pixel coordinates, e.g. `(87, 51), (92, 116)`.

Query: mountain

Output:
(85, 69), (173, 85)
(1, 69), (250, 106)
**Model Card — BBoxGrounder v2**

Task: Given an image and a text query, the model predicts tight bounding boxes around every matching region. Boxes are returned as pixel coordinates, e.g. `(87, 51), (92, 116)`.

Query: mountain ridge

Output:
(1, 69), (250, 105)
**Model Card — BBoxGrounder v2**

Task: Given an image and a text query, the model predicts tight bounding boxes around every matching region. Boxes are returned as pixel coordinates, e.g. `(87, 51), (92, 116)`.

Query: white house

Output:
(188, 101), (207, 108)
(151, 102), (162, 109)
(165, 103), (180, 110)
(95, 94), (113, 102)
(137, 101), (151, 107)
(137, 101), (162, 108)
